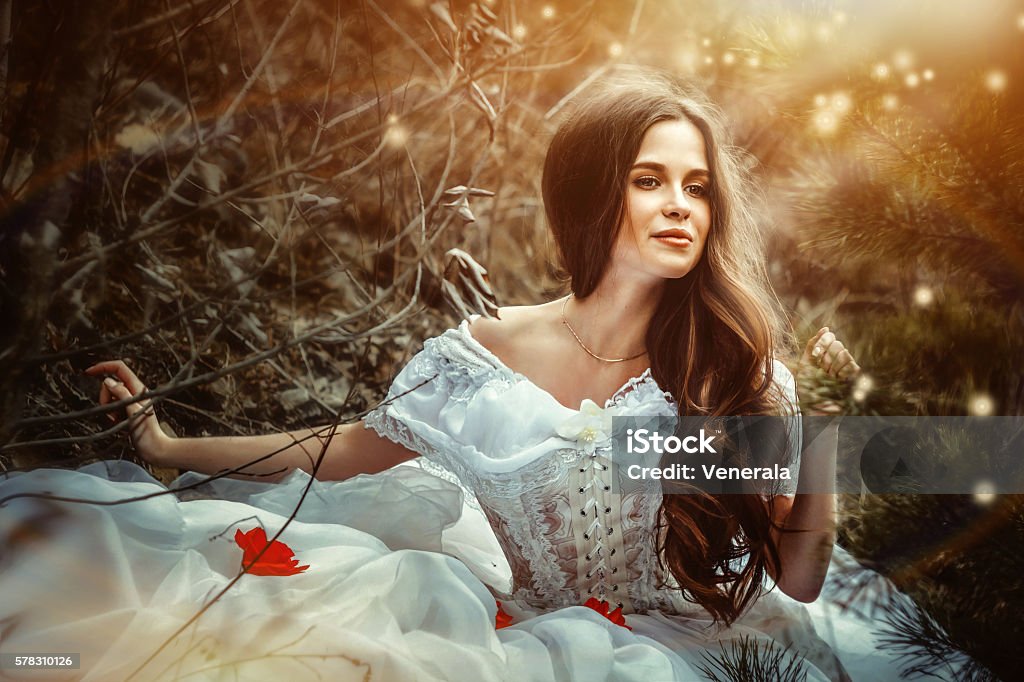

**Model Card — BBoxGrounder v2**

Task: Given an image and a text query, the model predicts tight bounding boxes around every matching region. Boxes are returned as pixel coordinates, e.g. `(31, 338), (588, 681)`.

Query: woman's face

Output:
(609, 118), (712, 285)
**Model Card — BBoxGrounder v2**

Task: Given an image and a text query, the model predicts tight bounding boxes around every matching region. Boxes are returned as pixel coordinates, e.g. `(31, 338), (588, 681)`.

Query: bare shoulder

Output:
(467, 300), (563, 358)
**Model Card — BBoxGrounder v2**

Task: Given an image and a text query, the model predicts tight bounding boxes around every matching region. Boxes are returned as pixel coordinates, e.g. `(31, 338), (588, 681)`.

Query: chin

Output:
(650, 259), (699, 280)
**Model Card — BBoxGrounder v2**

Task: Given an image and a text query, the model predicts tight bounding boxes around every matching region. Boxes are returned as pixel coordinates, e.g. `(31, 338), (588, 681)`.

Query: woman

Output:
(3, 71), (928, 681)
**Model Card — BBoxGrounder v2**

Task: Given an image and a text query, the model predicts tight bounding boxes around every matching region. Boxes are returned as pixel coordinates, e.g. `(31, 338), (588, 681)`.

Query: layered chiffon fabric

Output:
(0, 319), (971, 680)
(0, 459), (963, 681)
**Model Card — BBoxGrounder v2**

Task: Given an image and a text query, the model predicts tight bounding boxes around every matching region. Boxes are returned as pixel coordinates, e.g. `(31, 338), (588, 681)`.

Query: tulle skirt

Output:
(0, 460), (968, 681)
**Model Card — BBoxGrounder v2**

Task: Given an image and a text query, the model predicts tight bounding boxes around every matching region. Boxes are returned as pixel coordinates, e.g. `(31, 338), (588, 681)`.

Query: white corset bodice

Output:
(365, 319), (800, 616)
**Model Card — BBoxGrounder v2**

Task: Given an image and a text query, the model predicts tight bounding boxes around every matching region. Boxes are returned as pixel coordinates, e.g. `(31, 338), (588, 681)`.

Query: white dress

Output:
(0, 319), (969, 681)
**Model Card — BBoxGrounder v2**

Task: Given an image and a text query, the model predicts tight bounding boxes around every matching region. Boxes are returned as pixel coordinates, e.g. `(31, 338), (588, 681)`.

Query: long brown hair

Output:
(543, 67), (794, 625)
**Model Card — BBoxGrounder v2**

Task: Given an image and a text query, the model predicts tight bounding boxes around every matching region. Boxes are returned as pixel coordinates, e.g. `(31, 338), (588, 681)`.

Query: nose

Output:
(662, 190), (691, 221)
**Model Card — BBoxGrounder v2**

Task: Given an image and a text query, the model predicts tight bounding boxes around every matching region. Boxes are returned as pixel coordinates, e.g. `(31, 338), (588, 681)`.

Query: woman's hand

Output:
(799, 326), (861, 380)
(796, 327), (861, 415)
(85, 360), (170, 465)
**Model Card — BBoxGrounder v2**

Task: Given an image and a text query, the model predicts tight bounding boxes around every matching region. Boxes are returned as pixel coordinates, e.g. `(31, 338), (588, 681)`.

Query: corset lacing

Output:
(579, 449), (622, 610)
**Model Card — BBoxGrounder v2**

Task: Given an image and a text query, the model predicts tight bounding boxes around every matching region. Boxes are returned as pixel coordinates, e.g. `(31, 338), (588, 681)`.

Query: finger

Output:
(104, 378), (142, 416)
(830, 348), (854, 377)
(85, 360), (127, 375)
(99, 381), (116, 420)
(801, 327), (830, 364)
(89, 360), (147, 395)
(811, 332), (836, 367)
(820, 338), (842, 374)
(827, 346), (851, 376)
(839, 359), (862, 380)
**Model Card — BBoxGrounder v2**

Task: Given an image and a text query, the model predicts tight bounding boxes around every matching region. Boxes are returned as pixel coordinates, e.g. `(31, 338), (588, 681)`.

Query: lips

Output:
(652, 228), (694, 246)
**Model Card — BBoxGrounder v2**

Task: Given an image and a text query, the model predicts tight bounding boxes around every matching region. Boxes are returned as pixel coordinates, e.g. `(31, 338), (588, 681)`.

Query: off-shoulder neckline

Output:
(453, 318), (659, 412)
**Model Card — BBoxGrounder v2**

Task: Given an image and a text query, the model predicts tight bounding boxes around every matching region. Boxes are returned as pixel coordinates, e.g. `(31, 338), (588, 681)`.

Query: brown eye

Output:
(633, 176), (660, 189)
(685, 184), (707, 197)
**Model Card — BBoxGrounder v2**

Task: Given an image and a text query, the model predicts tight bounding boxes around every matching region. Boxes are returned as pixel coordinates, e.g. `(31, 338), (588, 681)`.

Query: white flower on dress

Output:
(556, 399), (613, 453)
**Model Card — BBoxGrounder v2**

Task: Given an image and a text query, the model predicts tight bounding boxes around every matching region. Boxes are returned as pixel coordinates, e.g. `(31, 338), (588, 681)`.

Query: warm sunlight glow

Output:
(384, 124), (409, 148)
(831, 92), (852, 113)
(893, 49), (914, 70)
(968, 393), (995, 416)
(986, 70), (1008, 93)
(812, 111), (839, 136)
(973, 480), (997, 505)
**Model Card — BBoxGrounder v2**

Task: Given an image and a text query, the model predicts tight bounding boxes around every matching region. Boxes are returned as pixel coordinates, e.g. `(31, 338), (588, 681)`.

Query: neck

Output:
(566, 274), (664, 361)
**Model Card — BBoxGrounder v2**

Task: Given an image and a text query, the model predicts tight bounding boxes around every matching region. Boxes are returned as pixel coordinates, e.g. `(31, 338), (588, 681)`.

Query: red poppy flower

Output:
(583, 597), (632, 630)
(495, 600), (513, 629)
(234, 527), (309, 576)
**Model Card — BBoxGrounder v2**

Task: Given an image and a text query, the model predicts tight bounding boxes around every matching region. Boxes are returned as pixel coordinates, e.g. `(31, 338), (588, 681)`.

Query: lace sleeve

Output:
(362, 329), (502, 506)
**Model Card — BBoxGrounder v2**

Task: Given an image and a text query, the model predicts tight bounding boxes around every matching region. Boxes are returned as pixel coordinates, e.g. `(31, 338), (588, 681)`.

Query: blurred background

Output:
(1, 0), (1022, 678)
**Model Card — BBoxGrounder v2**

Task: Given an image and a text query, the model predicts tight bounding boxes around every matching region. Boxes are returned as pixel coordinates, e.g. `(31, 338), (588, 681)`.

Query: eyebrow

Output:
(631, 162), (710, 178)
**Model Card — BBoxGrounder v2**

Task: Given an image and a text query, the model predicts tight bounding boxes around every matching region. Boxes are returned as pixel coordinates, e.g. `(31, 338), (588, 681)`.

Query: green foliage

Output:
(879, 589), (1001, 681)
(698, 634), (808, 682)
(839, 493), (1024, 681)
(770, 36), (1024, 680)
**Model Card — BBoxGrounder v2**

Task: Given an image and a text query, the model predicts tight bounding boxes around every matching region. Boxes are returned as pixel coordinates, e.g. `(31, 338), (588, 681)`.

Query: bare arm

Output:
(158, 422), (417, 482)
(85, 360), (417, 482)
(769, 423), (838, 603)
(768, 327), (860, 602)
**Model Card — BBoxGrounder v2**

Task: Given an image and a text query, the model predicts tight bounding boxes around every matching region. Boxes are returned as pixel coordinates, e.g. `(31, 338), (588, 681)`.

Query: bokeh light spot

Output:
(831, 92), (852, 113)
(676, 49), (698, 72)
(855, 374), (875, 394)
(384, 124), (408, 148)
(986, 70), (1007, 93)
(893, 50), (914, 70)
(812, 111), (839, 136)
(913, 285), (934, 307)
(968, 393), (995, 416)
(973, 480), (997, 505)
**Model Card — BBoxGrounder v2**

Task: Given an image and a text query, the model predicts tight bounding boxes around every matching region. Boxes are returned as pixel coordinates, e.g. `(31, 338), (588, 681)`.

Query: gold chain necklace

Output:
(560, 296), (647, 363)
